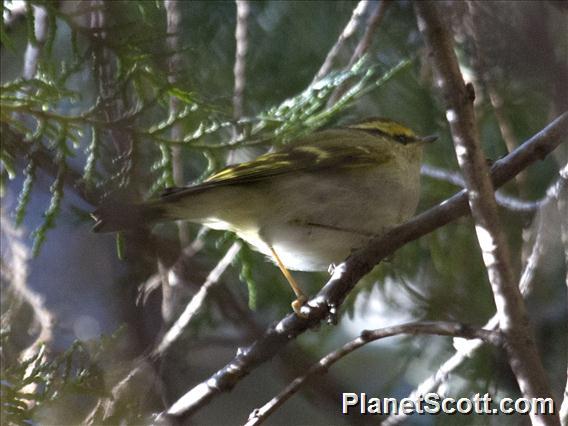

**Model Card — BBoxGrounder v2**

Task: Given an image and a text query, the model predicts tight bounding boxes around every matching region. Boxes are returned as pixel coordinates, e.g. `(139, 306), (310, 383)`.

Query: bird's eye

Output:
(395, 134), (411, 144)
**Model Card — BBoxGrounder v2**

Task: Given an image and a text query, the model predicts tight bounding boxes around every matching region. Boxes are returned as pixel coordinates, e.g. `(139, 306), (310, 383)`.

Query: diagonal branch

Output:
(245, 321), (500, 426)
(414, 2), (559, 425)
(313, 0), (371, 82)
(152, 241), (242, 356)
(346, 0), (390, 69)
(421, 164), (541, 214)
(162, 111), (567, 421)
(327, 0), (391, 106)
(384, 171), (566, 425)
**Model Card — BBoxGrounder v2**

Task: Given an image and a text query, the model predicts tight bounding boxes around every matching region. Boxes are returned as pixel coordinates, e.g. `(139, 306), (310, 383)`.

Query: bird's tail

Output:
(91, 201), (171, 233)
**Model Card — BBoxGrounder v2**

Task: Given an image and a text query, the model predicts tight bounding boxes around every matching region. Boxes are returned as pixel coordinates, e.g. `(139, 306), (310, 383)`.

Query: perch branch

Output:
(163, 111), (567, 421)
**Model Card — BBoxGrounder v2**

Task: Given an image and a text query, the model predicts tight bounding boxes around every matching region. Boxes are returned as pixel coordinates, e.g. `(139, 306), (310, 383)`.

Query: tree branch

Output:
(245, 321), (499, 426)
(327, 0), (391, 105)
(313, 0), (371, 81)
(421, 164), (541, 213)
(152, 241), (242, 356)
(163, 111), (567, 421)
(233, 0), (250, 121)
(346, 0), (390, 69)
(414, 2), (559, 424)
(383, 171), (566, 425)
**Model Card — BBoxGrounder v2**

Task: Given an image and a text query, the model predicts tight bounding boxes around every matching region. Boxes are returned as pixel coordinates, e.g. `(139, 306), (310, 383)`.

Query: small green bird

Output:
(92, 118), (436, 315)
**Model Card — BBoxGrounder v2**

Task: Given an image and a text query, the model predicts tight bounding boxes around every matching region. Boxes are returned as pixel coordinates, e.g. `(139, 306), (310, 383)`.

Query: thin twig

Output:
(347, 0), (390, 69)
(85, 362), (149, 424)
(233, 0), (250, 120)
(415, 2), (558, 425)
(95, 238), (243, 423)
(518, 177), (563, 296)
(245, 321), (499, 426)
(163, 112), (568, 421)
(468, 1), (528, 193)
(274, 345), (370, 426)
(226, 0), (251, 165)
(152, 242), (242, 356)
(421, 164), (540, 213)
(91, 0), (129, 155)
(327, 0), (390, 105)
(487, 88), (523, 174)
(313, 0), (371, 82)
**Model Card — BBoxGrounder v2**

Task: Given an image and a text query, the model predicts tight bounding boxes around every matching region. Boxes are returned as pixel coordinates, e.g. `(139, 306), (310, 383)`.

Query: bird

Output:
(92, 117), (436, 315)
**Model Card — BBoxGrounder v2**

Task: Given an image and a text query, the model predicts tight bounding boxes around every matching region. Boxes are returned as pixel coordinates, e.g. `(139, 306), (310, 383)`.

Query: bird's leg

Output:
(269, 246), (308, 317)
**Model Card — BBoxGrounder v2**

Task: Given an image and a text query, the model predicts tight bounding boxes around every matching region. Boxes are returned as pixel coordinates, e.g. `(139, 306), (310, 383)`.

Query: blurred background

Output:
(1, 1), (566, 425)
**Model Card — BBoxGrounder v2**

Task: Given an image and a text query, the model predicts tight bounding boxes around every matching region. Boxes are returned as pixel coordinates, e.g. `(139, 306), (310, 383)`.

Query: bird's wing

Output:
(160, 133), (392, 200)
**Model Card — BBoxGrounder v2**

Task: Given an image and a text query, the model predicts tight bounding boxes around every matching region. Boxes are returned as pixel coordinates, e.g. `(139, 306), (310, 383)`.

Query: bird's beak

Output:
(420, 134), (438, 144)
